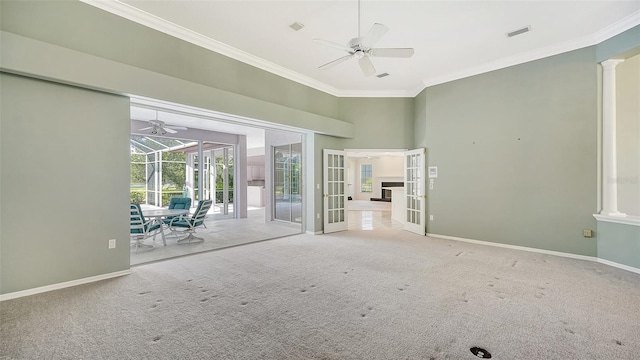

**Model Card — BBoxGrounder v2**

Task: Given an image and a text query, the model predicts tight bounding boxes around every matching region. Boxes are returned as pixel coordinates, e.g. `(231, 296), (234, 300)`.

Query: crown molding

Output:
(422, 34), (596, 89)
(79, 0), (347, 95)
(78, 0), (428, 98)
(333, 89), (416, 98)
(81, 1), (639, 99)
(593, 10), (640, 43)
(422, 10), (640, 90)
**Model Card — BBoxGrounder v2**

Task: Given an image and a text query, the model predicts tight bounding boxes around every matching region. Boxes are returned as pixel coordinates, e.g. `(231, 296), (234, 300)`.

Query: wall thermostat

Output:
(428, 166), (438, 178)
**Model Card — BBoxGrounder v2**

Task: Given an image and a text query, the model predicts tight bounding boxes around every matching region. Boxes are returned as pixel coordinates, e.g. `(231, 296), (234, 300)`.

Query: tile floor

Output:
(347, 200), (404, 231)
(131, 200), (403, 265)
(130, 207), (301, 265)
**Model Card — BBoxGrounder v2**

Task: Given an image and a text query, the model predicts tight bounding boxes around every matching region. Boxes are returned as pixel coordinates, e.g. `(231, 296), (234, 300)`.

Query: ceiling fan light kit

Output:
(138, 111), (188, 135)
(314, 0), (414, 77)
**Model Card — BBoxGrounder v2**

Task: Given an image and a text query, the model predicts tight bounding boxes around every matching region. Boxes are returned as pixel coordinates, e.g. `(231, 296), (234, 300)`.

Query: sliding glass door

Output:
(274, 143), (302, 223)
(190, 144), (234, 216)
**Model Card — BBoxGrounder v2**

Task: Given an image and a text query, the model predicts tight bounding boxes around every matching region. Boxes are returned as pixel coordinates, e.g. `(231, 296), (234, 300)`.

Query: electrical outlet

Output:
(583, 229), (593, 238)
(429, 183), (434, 190)
(429, 215), (434, 221)
(108, 239), (116, 249)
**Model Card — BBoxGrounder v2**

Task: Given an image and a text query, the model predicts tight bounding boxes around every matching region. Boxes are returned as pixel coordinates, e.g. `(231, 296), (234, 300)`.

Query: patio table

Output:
(143, 208), (189, 246)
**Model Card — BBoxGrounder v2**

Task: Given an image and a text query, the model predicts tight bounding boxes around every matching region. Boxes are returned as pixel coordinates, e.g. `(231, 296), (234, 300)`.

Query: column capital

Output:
(601, 59), (625, 69)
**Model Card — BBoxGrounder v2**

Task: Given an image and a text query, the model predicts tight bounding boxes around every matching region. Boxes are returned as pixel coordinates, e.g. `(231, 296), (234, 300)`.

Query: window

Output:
(361, 164), (372, 192)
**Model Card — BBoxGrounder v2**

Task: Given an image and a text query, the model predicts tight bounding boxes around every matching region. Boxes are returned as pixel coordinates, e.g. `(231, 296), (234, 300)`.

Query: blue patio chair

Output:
(162, 197), (192, 225)
(130, 203), (162, 251)
(168, 199), (213, 243)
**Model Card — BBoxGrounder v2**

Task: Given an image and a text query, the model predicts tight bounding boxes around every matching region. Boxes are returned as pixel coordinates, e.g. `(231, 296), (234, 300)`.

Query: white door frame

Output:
(404, 148), (426, 235)
(323, 149), (348, 233)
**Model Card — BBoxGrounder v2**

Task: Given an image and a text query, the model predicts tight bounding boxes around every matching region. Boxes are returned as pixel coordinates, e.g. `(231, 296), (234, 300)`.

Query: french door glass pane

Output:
(274, 143), (302, 223)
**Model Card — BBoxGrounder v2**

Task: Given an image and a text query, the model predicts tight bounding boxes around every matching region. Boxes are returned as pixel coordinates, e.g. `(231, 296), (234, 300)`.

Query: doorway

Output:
(193, 144), (235, 218)
(273, 142), (302, 223)
(129, 99), (306, 265)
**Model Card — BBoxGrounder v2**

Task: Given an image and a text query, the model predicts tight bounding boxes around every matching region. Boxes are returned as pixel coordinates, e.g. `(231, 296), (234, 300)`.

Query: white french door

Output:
(404, 148), (426, 235)
(323, 149), (347, 233)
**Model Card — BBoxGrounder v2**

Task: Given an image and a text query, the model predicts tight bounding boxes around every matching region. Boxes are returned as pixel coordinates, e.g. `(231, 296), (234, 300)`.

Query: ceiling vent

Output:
(289, 22), (305, 31)
(376, 72), (390, 78)
(507, 26), (531, 38)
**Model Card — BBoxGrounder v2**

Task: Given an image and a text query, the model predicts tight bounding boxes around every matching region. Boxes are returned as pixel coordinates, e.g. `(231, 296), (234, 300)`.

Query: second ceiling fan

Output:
(314, 0), (414, 77)
(139, 111), (187, 135)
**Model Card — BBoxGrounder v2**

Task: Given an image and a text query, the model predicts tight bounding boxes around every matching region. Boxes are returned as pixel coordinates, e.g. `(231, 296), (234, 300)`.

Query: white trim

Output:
(421, 9), (639, 91)
(306, 230), (323, 235)
(334, 89), (415, 98)
(77, 0), (328, 94)
(79, 1), (640, 98)
(600, 59), (626, 216)
(427, 233), (596, 262)
(593, 10), (640, 43)
(597, 258), (640, 275)
(594, 214), (640, 227)
(427, 233), (640, 274)
(130, 96), (314, 136)
(0, 269), (131, 302)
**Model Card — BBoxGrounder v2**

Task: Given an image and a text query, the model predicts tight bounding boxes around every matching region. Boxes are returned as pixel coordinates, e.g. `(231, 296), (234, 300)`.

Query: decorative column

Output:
(600, 59), (626, 217)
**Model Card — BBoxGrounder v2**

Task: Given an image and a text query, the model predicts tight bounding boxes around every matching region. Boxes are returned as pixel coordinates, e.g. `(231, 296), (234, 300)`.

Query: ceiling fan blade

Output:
(163, 127), (178, 134)
(166, 126), (188, 131)
(361, 23), (389, 48)
(358, 56), (376, 77)
(314, 38), (353, 53)
(319, 54), (354, 70)
(370, 48), (414, 58)
(138, 126), (153, 131)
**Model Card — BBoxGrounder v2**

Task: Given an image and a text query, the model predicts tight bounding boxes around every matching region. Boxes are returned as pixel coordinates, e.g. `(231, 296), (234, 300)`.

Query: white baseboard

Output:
(0, 269), (131, 302)
(596, 258), (640, 274)
(427, 233), (596, 261)
(427, 233), (640, 274)
(306, 230), (323, 235)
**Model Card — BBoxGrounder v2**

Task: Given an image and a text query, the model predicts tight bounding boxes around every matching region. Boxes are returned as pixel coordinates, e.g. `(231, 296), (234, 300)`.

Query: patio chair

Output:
(168, 199), (213, 243)
(162, 197), (192, 225)
(130, 203), (162, 251)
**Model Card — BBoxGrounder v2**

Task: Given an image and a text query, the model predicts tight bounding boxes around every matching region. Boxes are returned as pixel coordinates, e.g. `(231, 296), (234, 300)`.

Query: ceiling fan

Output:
(314, 0), (414, 77)
(139, 112), (187, 135)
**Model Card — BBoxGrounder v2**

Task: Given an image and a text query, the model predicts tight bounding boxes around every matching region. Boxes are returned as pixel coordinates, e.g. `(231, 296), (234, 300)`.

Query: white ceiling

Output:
(85, 0), (639, 97)
(130, 101), (267, 149)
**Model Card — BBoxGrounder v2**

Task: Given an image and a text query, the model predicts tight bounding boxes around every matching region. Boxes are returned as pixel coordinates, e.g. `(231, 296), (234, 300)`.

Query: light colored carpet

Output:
(2, 230), (639, 359)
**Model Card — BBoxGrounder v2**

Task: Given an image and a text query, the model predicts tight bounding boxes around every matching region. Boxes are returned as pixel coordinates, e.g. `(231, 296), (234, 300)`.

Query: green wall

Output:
(338, 98), (415, 150)
(0, 0), (415, 293)
(0, 0), (340, 121)
(415, 47), (599, 256)
(1, 1), (637, 297)
(596, 25), (640, 61)
(0, 74), (131, 294)
(597, 221), (640, 269)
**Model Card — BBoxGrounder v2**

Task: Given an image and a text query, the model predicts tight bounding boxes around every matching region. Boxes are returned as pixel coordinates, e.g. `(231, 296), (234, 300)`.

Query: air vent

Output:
(507, 26), (531, 38)
(289, 22), (305, 31)
(376, 72), (390, 78)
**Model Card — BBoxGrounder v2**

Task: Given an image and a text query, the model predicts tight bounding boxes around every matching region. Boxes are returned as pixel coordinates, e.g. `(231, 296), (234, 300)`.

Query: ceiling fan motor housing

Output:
(349, 37), (363, 48)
